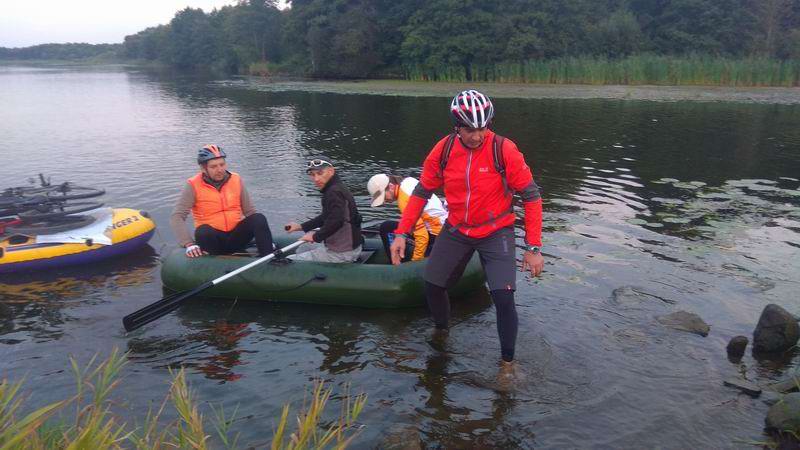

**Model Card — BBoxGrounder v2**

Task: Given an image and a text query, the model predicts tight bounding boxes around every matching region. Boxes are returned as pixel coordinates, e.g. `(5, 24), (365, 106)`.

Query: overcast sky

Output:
(1, 1), (287, 48)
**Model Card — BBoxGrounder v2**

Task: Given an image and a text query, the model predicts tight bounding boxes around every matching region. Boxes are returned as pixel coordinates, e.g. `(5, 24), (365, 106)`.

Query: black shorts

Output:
(424, 224), (516, 291)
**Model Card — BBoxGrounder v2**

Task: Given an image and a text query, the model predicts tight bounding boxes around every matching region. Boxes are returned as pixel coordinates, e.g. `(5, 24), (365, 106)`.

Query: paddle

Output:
(122, 239), (305, 332)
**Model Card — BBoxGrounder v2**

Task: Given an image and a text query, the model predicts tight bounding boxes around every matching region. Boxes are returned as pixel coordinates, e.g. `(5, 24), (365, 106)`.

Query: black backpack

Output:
(438, 133), (510, 196)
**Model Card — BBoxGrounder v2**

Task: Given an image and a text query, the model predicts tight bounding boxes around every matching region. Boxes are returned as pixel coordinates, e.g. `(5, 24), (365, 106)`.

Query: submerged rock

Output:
(753, 304), (800, 353)
(379, 424), (422, 450)
(612, 286), (676, 308)
(766, 378), (800, 394)
(766, 392), (800, 432)
(723, 378), (762, 397)
(656, 311), (710, 336)
(727, 336), (749, 359)
(762, 390), (782, 406)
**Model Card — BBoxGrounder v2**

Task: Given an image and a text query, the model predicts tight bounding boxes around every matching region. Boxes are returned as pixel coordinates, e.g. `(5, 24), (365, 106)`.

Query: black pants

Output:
(195, 213), (274, 256)
(379, 220), (435, 263)
(423, 225), (518, 362)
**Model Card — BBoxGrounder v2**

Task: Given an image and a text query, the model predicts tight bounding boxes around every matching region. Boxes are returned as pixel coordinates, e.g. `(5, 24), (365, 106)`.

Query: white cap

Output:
(367, 174), (391, 207)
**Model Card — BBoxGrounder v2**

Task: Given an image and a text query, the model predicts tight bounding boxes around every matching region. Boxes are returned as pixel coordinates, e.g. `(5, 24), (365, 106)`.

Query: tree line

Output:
(121, 0), (800, 79)
(0, 43), (121, 61)
(3, 0), (800, 85)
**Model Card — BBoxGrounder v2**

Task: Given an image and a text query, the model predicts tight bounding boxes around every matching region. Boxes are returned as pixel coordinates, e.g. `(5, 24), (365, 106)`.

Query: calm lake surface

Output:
(1, 65), (799, 448)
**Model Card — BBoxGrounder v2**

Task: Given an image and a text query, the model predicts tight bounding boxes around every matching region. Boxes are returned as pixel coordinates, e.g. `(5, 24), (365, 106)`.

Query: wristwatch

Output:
(526, 245), (541, 254)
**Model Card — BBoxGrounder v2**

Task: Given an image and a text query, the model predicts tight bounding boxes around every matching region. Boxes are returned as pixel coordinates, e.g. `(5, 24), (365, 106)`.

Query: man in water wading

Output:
(170, 145), (275, 258)
(390, 90), (544, 378)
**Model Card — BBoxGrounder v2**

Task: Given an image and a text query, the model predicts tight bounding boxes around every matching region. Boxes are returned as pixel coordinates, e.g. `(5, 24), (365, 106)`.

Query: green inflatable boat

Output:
(160, 235), (486, 308)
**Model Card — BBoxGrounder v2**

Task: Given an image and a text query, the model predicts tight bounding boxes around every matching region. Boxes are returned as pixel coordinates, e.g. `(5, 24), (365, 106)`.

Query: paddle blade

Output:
(123, 281), (213, 332)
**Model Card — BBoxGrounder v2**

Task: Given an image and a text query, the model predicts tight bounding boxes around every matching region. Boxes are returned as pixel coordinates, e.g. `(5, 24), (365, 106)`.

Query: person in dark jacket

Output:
(285, 158), (363, 262)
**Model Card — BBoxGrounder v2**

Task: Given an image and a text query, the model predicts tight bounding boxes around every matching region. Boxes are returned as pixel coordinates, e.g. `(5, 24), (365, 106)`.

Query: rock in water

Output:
(723, 378), (762, 397)
(727, 335), (749, 359)
(656, 311), (710, 336)
(766, 392), (800, 432)
(767, 378), (800, 394)
(753, 304), (800, 353)
(379, 425), (422, 450)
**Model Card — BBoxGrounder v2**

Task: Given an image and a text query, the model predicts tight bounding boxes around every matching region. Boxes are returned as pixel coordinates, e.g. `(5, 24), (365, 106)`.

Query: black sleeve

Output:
(301, 213), (324, 232)
(312, 192), (347, 242)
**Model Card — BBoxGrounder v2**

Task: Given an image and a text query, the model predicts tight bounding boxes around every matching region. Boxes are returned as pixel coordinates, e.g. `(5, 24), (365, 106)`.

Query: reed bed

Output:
(0, 349), (366, 449)
(405, 55), (800, 86)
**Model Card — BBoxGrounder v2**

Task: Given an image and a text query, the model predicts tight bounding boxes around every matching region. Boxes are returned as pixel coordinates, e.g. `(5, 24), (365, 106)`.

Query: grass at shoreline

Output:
(6, 55), (800, 87)
(0, 349), (366, 449)
(405, 55), (800, 87)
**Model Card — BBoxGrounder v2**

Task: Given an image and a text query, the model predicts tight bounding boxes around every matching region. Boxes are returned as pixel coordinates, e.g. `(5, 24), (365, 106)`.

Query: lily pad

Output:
(697, 192), (732, 200)
(655, 178), (680, 184)
(651, 197), (685, 205)
(662, 217), (692, 224)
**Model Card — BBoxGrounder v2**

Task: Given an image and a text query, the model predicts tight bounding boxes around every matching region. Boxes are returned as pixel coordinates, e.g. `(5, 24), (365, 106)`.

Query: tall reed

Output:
(0, 349), (366, 450)
(404, 55), (800, 86)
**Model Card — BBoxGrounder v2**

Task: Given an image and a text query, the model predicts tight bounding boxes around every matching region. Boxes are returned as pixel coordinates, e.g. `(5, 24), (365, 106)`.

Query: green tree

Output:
(640, 0), (755, 55)
(285, 0), (382, 78)
(166, 7), (219, 69)
(590, 9), (645, 57)
(400, 0), (502, 80)
(223, 0), (282, 64)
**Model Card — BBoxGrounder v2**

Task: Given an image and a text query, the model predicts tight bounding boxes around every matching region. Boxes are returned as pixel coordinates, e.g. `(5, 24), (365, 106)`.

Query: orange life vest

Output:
(188, 172), (243, 232)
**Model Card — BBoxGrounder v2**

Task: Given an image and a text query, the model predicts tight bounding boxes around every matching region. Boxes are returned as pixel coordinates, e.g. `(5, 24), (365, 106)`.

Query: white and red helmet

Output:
(450, 89), (494, 129)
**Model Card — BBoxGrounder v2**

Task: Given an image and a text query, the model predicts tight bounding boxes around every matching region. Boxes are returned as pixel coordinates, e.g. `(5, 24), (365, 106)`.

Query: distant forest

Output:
(0, 43), (121, 61)
(3, 0), (800, 85)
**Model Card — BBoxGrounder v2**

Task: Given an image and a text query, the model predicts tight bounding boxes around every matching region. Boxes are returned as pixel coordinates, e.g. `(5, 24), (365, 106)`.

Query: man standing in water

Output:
(170, 144), (275, 258)
(390, 90), (544, 375)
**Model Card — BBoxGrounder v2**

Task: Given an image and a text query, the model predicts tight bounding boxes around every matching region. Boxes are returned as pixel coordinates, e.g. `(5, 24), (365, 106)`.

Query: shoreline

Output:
(233, 77), (800, 104)
(3, 61), (800, 104)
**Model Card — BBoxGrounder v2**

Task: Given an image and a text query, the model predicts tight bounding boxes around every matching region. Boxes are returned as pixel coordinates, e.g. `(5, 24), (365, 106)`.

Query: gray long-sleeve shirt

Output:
(169, 179), (257, 247)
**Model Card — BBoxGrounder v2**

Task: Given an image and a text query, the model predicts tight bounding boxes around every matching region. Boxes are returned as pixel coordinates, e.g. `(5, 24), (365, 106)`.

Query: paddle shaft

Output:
(123, 239), (305, 332)
(211, 240), (302, 285)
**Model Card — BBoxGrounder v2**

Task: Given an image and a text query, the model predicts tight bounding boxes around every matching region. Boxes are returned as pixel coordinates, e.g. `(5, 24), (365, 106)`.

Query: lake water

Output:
(1, 65), (800, 448)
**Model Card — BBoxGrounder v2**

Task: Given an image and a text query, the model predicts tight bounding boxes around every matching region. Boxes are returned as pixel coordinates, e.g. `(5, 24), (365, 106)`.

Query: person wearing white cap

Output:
(367, 174), (447, 262)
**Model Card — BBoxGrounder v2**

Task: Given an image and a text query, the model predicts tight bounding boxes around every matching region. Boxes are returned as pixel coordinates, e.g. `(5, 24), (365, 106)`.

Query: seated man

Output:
(285, 158), (363, 263)
(367, 173), (447, 262)
(170, 144), (275, 258)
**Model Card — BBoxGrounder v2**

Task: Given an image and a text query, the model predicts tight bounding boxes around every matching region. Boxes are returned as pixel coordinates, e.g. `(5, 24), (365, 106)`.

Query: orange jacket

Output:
(188, 172), (243, 232)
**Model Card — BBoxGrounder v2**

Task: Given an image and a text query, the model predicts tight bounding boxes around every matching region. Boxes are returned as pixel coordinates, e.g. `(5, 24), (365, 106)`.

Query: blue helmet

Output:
(197, 144), (226, 164)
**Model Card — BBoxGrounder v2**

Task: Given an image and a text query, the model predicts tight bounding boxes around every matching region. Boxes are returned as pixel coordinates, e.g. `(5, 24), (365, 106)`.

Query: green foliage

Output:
(0, 350), (366, 449)
(0, 43), (121, 61)
(7, 0), (800, 85)
(270, 381), (366, 450)
(405, 54), (800, 86)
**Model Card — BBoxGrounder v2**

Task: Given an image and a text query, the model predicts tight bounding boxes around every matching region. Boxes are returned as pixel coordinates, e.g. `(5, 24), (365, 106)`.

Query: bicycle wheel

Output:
(17, 202), (105, 223)
(1, 183), (104, 203)
(45, 183), (105, 200)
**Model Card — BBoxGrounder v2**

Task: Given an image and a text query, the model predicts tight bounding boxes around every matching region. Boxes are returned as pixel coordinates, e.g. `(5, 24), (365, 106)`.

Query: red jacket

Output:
(395, 130), (542, 246)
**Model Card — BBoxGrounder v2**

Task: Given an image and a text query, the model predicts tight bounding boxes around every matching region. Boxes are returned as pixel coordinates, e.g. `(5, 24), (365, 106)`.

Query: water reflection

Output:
(0, 246), (158, 344)
(128, 292), (493, 381)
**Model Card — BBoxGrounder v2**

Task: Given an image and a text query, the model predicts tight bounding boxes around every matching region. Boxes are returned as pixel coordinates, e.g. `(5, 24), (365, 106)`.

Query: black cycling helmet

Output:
(197, 144), (226, 164)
